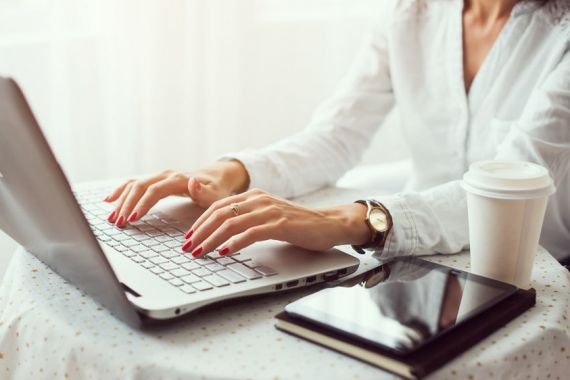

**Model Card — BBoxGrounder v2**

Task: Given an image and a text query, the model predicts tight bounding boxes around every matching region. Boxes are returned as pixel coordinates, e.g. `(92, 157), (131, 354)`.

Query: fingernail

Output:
(128, 211), (138, 222)
(107, 211), (116, 222)
(185, 229), (194, 239)
(194, 179), (201, 191)
(182, 240), (192, 252)
(219, 247), (229, 256)
(191, 246), (203, 257)
(103, 196), (110, 202)
(116, 215), (125, 226)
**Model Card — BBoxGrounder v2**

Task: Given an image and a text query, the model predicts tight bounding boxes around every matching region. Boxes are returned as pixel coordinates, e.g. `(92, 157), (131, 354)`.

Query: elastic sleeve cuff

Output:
(369, 194), (419, 261)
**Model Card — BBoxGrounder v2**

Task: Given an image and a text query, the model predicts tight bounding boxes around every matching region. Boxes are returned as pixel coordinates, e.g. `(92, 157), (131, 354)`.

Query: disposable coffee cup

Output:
(462, 161), (555, 289)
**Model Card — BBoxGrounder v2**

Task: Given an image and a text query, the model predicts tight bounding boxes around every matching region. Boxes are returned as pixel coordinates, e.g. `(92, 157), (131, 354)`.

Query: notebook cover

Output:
(275, 288), (536, 379)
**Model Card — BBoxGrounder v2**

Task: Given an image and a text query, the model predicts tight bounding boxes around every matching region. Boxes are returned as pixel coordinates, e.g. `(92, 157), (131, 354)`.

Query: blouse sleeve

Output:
(375, 50), (570, 260)
(222, 5), (396, 199)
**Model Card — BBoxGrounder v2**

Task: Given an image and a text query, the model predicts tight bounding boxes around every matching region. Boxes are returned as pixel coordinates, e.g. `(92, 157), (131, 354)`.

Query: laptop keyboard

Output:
(74, 187), (277, 294)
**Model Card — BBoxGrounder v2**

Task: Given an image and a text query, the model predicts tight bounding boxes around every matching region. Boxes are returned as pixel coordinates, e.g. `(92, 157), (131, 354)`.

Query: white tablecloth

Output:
(1, 185), (569, 380)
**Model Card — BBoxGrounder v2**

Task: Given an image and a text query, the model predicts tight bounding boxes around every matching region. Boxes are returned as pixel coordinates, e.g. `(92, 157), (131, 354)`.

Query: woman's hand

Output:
(104, 160), (249, 227)
(181, 188), (371, 257)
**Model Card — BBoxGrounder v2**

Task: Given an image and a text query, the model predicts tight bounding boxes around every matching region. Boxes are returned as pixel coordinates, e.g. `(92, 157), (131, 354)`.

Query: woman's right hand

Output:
(104, 160), (249, 228)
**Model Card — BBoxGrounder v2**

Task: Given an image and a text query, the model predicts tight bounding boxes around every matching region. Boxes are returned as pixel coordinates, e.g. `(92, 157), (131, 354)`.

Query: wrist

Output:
(215, 160), (250, 194)
(322, 203), (371, 247)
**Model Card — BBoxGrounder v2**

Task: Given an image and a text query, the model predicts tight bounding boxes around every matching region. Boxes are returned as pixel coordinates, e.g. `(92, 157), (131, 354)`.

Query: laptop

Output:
(0, 77), (360, 328)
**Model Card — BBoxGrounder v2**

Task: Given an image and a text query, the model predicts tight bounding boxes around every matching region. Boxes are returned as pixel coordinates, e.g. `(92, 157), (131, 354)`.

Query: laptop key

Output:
(150, 267), (164, 275)
(192, 268), (211, 277)
(159, 262), (178, 271)
(217, 269), (246, 284)
(152, 245), (169, 253)
(149, 256), (168, 265)
(181, 262), (201, 271)
(216, 257), (236, 266)
(155, 235), (172, 243)
(245, 260), (261, 268)
(123, 239), (139, 247)
(180, 285), (196, 294)
(142, 239), (161, 247)
(160, 272), (174, 281)
(171, 255), (190, 265)
(131, 255), (145, 264)
(133, 234), (150, 242)
(192, 281), (213, 291)
(169, 278), (184, 287)
(164, 240), (181, 248)
(205, 263), (225, 272)
(227, 263), (262, 280)
(180, 274), (201, 284)
(139, 250), (158, 259)
(194, 257), (213, 266)
(234, 256), (251, 263)
(170, 268), (191, 277)
(131, 245), (148, 253)
(141, 261), (154, 269)
(159, 250), (178, 259)
(208, 250), (223, 259)
(203, 274), (229, 287)
(106, 240), (120, 247)
(255, 265), (277, 276)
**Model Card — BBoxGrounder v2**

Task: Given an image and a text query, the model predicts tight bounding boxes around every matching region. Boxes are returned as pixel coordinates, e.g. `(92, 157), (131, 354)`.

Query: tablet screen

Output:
(285, 257), (517, 354)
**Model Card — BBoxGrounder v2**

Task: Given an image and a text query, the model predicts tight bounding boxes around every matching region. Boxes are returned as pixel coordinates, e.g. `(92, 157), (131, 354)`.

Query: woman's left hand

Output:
(182, 188), (371, 258)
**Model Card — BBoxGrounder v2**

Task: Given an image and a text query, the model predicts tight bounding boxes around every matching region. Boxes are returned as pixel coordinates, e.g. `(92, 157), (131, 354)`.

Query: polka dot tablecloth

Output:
(1, 187), (569, 380)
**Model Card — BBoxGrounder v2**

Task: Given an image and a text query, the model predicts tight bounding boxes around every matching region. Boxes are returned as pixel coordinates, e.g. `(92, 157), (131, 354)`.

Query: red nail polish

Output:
(219, 247), (229, 256)
(182, 240), (192, 252)
(107, 211), (116, 222)
(185, 229), (194, 239)
(192, 246), (203, 257)
(128, 212), (138, 222)
(116, 215), (125, 226)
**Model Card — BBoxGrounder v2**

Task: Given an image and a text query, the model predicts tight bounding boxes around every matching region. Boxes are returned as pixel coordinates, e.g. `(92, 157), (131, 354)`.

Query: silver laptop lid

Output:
(0, 77), (141, 328)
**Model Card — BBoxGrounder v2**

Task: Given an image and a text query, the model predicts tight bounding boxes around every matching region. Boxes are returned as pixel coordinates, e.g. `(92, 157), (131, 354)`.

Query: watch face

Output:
(369, 208), (388, 232)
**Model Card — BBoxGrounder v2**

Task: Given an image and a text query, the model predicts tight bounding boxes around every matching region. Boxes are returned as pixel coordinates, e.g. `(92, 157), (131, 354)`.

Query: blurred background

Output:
(0, 0), (409, 272)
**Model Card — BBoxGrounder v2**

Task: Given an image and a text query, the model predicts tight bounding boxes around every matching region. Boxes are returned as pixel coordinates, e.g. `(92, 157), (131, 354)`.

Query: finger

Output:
(110, 182), (134, 225)
(183, 198), (258, 253)
(130, 177), (188, 221)
(188, 177), (222, 209)
(115, 179), (155, 224)
(213, 224), (277, 257)
(190, 208), (272, 257)
(104, 179), (134, 203)
(118, 176), (178, 223)
(186, 189), (265, 238)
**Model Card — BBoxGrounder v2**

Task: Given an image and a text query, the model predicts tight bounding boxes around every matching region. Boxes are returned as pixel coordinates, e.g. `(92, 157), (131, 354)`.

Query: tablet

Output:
(285, 257), (517, 355)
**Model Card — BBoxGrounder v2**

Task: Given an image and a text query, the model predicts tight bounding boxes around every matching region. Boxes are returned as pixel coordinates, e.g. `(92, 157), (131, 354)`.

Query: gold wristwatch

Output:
(352, 200), (393, 254)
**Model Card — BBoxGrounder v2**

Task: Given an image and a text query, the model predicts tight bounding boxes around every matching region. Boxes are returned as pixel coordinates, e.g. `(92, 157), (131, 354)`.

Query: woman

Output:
(105, 0), (569, 261)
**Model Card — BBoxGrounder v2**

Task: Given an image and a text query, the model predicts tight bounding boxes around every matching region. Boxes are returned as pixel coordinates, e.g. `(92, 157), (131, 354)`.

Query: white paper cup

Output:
(462, 161), (555, 289)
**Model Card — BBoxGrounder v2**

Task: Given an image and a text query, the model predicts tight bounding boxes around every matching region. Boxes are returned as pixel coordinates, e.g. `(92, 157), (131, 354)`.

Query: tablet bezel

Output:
(285, 256), (518, 355)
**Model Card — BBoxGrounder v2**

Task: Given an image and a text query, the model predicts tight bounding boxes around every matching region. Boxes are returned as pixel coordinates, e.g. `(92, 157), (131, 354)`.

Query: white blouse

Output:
(225, 0), (570, 261)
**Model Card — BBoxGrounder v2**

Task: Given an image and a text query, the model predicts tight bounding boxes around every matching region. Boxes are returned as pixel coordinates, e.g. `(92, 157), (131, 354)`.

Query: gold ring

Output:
(230, 203), (240, 216)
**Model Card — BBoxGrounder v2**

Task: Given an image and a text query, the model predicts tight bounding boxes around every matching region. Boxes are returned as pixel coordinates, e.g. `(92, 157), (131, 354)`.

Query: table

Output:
(1, 184), (569, 380)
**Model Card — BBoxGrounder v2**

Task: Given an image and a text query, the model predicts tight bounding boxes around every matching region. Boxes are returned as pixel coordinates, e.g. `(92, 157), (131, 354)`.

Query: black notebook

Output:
(274, 257), (536, 379)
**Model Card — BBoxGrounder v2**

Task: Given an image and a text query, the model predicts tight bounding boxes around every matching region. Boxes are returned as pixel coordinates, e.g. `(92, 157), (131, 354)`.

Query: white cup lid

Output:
(462, 160), (556, 199)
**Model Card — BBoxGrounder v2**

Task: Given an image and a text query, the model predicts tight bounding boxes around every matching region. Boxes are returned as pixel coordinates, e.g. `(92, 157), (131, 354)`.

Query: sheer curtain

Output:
(0, 0), (406, 183)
